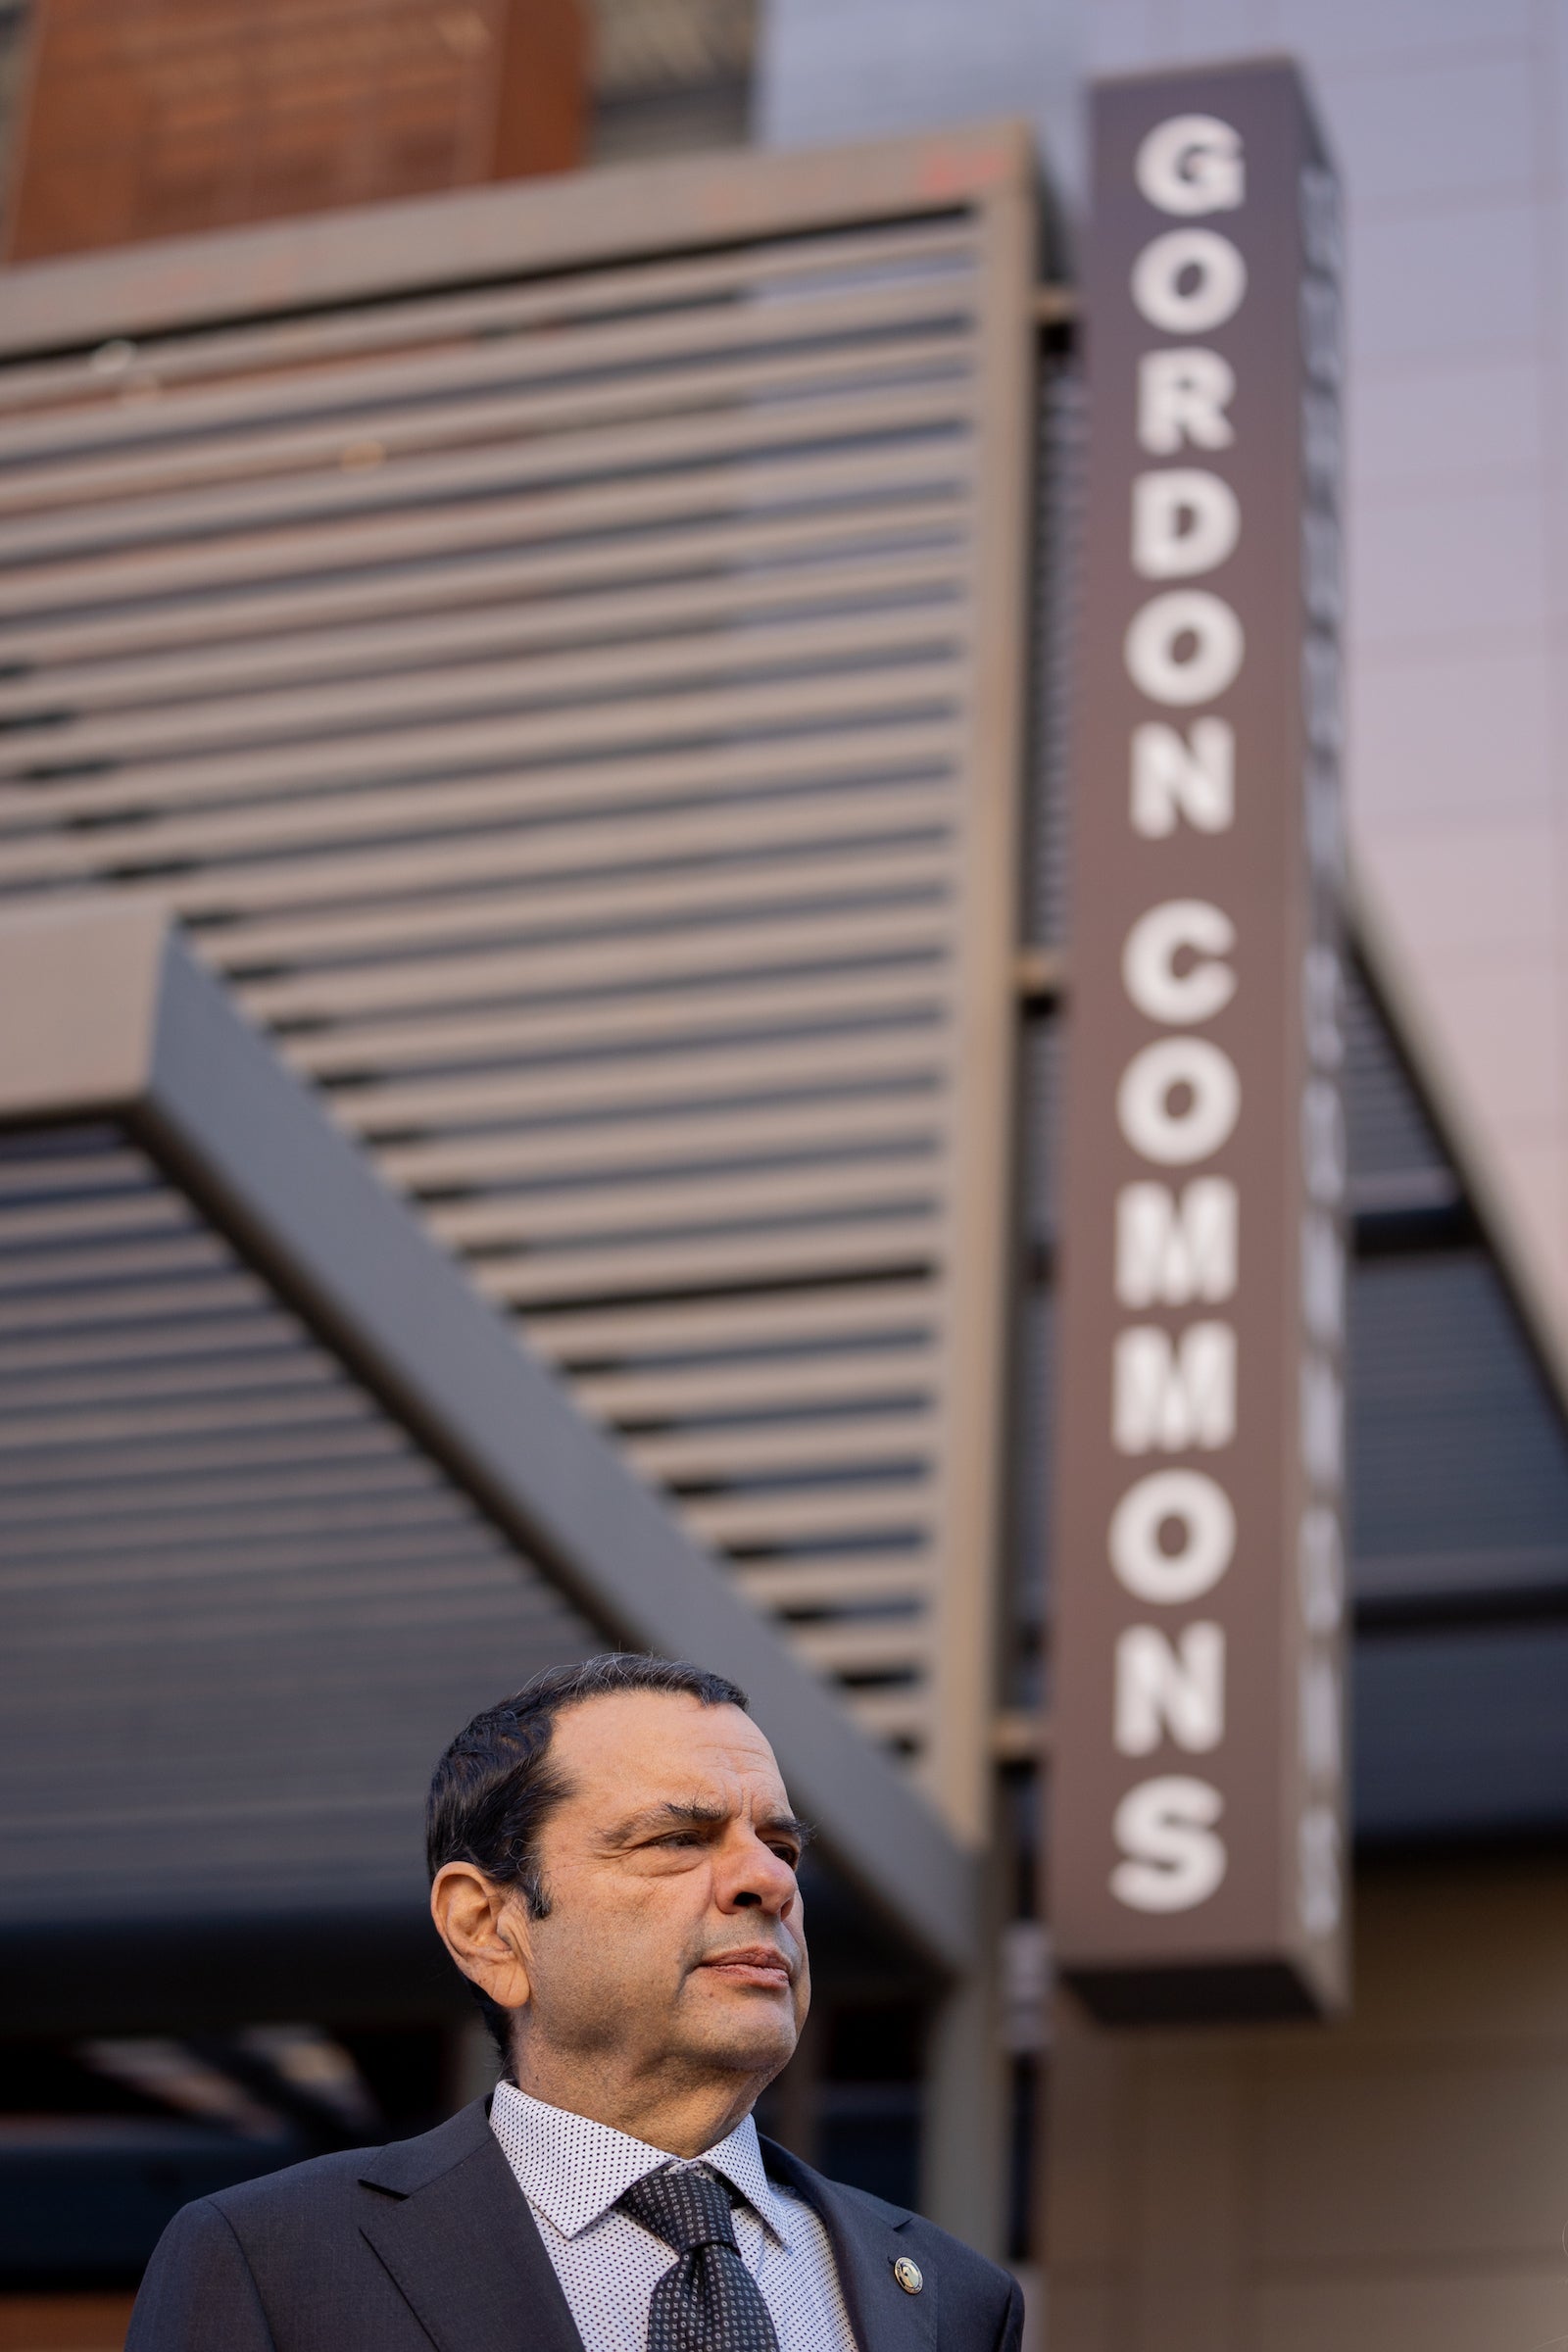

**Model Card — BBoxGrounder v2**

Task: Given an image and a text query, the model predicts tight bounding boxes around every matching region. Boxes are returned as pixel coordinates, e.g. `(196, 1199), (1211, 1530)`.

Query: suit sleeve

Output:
(125, 2198), (277, 2352)
(993, 2276), (1026, 2352)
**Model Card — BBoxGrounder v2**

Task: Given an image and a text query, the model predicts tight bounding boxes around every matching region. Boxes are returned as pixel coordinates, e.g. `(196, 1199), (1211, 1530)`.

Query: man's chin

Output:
(676, 1987), (800, 2075)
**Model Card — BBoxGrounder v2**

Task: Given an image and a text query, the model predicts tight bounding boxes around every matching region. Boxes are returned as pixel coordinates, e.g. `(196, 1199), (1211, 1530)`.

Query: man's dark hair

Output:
(425, 1652), (748, 2071)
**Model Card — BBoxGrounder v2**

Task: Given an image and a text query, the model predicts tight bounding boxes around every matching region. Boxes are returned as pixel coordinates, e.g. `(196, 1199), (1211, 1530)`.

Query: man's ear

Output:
(430, 1864), (534, 2014)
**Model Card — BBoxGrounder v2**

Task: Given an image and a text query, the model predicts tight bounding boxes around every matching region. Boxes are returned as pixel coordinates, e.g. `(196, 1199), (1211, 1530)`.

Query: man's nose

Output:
(722, 1834), (798, 1914)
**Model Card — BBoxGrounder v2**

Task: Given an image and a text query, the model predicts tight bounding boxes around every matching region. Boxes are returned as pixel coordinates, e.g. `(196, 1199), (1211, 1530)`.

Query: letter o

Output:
(1117, 1036), (1241, 1163)
(1123, 900), (1237, 1025)
(1132, 227), (1248, 333)
(1135, 115), (1245, 216)
(1110, 1469), (1236, 1604)
(1126, 590), (1245, 706)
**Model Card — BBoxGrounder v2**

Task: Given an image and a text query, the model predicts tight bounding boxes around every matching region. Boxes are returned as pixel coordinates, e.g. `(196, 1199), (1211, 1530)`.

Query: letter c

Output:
(1123, 901), (1237, 1024)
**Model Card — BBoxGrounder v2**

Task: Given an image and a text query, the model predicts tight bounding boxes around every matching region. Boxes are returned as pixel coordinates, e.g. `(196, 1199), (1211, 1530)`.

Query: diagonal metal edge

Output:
(20, 900), (976, 1977)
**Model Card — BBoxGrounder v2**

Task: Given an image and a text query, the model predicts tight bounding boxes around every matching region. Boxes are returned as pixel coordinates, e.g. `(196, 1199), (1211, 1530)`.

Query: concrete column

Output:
(921, 1960), (1010, 2256)
(919, 1814), (1014, 2257)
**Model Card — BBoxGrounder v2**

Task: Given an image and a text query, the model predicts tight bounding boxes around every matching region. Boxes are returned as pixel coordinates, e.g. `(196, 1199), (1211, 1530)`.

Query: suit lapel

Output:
(760, 2139), (938, 2352)
(356, 2103), (585, 2352)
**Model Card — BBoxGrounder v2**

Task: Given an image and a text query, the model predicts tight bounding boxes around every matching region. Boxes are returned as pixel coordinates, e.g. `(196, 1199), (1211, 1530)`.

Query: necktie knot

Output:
(618, 2158), (779, 2350)
(619, 2162), (740, 2258)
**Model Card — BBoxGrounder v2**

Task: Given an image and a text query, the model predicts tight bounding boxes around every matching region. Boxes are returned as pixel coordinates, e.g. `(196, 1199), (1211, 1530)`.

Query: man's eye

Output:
(769, 1845), (801, 1869)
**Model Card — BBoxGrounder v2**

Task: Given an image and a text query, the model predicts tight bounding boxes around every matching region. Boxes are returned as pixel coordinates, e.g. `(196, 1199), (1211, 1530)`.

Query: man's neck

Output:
(508, 2053), (760, 2158)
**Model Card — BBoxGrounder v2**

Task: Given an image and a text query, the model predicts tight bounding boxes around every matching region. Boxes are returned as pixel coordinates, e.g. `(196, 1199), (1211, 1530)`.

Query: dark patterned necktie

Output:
(618, 2162), (781, 2352)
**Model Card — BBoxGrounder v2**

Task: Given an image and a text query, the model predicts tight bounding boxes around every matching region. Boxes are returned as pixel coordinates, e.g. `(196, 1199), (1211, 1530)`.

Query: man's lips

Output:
(696, 1944), (795, 1988)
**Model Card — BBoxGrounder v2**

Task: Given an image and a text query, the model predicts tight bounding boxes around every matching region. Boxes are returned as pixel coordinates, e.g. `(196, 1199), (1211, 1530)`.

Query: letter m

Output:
(1116, 1179), (1238, 1307)
(1114, 1322), (1237, 1452)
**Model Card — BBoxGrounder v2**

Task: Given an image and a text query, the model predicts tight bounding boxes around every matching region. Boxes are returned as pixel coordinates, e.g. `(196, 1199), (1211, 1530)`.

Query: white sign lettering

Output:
(1110, 1777), (1228, 1911)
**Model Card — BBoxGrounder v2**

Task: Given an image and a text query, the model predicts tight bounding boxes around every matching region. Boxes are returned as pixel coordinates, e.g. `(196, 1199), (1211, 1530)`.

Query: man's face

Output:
(514, 1692), (810, 2101)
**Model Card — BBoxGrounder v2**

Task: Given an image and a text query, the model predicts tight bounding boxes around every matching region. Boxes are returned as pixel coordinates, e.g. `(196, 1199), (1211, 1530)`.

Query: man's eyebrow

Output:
(608, 1799), (727, 1842)
(602, 1800), (815, 1849)
(760, 1811), (816, 1851)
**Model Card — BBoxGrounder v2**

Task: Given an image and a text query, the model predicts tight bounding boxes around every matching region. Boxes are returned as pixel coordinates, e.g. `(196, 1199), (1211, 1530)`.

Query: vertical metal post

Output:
(925, 136), (1039, 1848)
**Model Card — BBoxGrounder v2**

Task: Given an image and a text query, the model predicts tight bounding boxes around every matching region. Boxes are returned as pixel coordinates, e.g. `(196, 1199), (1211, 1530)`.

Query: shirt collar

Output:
(491, 2082), (791, 2250)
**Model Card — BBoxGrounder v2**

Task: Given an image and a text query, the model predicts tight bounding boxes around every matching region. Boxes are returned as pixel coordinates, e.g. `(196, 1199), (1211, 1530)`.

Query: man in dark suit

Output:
(127, 1652), (1023, 2351)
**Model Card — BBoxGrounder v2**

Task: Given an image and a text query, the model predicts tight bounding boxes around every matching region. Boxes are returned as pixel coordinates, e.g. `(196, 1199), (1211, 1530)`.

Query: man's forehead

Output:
(553, 1690), (787, 1797)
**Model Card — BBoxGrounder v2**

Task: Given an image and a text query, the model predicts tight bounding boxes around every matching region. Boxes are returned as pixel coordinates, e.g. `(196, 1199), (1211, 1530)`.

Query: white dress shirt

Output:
(490, 2082), (858, 2352)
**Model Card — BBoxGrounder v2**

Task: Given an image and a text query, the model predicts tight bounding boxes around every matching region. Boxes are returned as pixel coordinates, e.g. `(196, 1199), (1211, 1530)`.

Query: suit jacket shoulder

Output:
(206, 2100), (483, 2235)
(130, 2101), (586, 2352)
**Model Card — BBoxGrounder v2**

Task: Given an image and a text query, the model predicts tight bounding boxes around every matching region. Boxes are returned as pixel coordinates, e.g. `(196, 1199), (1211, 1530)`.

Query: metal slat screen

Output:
(0, 142), (1032, 1793)
(0, 1122), (595, 1928)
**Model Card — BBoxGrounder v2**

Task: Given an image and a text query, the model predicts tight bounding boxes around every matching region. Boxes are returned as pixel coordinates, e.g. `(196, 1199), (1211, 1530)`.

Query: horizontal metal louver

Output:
(0, 1124), (597, 1926)
(0, 131), (1035, 1825)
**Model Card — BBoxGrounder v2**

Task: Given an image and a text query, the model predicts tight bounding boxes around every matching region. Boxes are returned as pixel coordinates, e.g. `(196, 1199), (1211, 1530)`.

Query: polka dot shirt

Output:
(490, 2082), (858, 2352)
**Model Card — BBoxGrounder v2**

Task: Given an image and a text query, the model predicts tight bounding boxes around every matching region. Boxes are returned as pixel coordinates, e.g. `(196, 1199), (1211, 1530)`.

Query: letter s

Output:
(1110, 1776), (1226, 1912)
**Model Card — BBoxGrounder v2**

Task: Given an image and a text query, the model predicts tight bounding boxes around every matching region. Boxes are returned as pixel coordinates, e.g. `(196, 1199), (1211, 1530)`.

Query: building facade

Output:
(0, 10), (1566, 2350)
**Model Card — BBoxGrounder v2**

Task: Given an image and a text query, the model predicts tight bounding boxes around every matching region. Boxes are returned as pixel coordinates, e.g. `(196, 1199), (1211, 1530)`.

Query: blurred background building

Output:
(0, 7), (1565, 2352)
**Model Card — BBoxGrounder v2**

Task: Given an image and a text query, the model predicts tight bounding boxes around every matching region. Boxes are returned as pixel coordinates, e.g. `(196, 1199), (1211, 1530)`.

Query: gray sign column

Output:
(1052, 60), (1348, 2021)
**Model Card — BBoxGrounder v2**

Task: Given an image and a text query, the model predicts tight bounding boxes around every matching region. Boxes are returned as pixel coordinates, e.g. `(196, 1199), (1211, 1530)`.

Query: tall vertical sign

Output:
(1052, 62), (1348, 2019)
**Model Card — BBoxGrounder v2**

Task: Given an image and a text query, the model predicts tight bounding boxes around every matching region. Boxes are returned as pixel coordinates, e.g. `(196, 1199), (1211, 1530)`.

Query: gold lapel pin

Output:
(893, 2257), (924, 2295)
